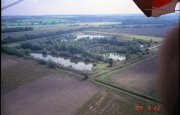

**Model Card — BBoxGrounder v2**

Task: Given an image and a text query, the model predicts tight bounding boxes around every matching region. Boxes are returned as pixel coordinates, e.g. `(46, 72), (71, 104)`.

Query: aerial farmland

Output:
(1, 14), (179, 115)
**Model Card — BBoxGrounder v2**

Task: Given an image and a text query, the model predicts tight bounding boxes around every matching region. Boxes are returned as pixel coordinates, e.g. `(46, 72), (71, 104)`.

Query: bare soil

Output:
(76, 89), (164, 115)
(1, 53), (82, 94)
(1, 75), (100, 115)
(1, 59), (18, 70)
(108, 56), (159, 98)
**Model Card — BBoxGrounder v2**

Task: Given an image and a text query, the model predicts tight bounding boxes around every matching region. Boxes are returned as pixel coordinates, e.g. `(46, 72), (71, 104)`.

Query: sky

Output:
(1, 0), (180, 15)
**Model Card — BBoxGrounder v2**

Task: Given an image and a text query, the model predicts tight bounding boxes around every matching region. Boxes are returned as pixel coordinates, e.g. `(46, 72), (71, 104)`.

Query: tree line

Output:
(2, 27), (33, 33)
(18, 35), (154, 63)
(2, 27), (88, 44)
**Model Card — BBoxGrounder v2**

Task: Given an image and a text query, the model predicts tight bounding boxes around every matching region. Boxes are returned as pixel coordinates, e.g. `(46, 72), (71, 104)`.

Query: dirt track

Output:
(2, 75), (100, 115)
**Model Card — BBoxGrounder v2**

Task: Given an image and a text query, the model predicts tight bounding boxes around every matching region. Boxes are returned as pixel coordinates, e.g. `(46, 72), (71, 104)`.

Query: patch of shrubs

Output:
(2, 27), (33, 33)
(37, 59), (47, 65)
(1, 46), (30, 57)
(47, 60), (57, 69)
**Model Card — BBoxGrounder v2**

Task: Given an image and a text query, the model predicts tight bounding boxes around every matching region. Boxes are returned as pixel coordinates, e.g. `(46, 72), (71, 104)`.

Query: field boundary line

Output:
(92, 54), (158, 79)
(91, 55), (161, 103)
(93, 79), (161, 103)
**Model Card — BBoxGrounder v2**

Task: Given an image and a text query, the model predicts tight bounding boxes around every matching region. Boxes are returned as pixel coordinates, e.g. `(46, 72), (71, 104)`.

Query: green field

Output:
(84, 31), (162, 42)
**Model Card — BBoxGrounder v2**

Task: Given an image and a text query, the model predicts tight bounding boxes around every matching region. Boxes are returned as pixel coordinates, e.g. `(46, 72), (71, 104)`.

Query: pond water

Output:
(76, 34), (105, 40)
(30, 53), (93, 71)
(140, 45), (144, 48)
(104, 53), (126, 61)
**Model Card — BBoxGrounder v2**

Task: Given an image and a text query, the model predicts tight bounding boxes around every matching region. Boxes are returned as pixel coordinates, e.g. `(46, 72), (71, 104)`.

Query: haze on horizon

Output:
(2, 0), (179, 16)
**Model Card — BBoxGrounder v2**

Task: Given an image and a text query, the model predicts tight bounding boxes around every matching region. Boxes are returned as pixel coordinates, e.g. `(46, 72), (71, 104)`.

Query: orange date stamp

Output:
(135, 105), (161, 111)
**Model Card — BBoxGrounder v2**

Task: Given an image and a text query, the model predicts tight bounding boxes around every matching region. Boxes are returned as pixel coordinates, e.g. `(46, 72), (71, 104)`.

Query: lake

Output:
(30, 53), (93, 71)
(76, 34), (105, 40)
(104, 53), (126, 61)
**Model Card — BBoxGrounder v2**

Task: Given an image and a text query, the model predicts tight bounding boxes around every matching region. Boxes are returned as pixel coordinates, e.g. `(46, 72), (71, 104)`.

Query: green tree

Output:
(133, 37), (136, 41)
(138, 53), (143, 58)
(47, 60), (56, 69)
(126, 52), (131, 60)
(150, 39), (153, 43)
(145, 48), (150, 54)
(108, 58), (113, 67)
(42, 49), (47, 55)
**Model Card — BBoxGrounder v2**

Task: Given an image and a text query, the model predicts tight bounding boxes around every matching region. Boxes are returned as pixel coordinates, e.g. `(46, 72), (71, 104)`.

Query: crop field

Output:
(84, 31), (162, 42)
(76, 22), (121, 26)
(1, 22), (122, 39)
(96, 55), (159, 99)
(1, 54), (164, 115)
(95, 26), (174, 37)
(1, 54), (82, 94)
(76, 89), (164, 115)
(1, 26), (79, 39)
(2, 17), (70, 27)
(2, 74), (100, 115)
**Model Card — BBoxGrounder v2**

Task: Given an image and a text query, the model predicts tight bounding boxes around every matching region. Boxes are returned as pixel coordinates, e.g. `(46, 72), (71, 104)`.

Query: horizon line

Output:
(2, 13), (179, 17)
(2, 13), (145, 16)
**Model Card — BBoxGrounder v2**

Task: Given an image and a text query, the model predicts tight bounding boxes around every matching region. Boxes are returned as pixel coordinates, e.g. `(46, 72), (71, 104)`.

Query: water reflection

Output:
(31, 53), (93, 71)
(76, 34), (105, 40)
(104, 53), (126, 61)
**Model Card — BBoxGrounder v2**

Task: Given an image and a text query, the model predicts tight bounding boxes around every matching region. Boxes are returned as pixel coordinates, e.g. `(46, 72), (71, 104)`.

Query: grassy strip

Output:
(1, 46), (30, 57)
